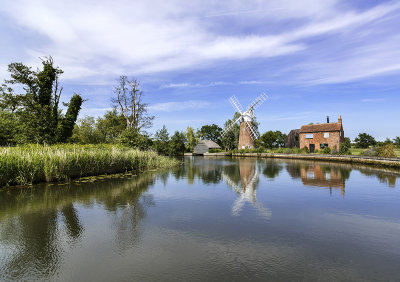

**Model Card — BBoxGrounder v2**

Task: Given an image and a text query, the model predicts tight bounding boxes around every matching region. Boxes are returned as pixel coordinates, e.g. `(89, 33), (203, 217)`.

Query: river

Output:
(1, 157), (400, 281)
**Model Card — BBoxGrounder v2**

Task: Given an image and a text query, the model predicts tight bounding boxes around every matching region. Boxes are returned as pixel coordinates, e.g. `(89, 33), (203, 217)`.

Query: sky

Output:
(0, 0), (399, 140)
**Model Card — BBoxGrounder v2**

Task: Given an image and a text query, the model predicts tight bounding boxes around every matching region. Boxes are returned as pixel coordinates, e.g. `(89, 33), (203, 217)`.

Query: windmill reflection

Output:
(222, 159), (271, 218)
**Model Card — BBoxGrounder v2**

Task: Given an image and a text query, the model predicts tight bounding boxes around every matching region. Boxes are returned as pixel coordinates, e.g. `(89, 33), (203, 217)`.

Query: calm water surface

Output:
(1, 157), (400, 281)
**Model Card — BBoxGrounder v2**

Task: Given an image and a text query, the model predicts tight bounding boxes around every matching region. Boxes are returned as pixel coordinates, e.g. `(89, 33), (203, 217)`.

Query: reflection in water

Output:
(0, 173), (155, 281)
(286, 161), (350, 196)
(1, 157), (400, 281)
(222, 159), (271, 218)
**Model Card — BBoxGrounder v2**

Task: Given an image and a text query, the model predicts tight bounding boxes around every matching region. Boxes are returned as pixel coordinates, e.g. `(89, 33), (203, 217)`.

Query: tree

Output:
(169, 131), (186, 155)
(197, 124), (222, 145)
(184, 126), (197, 152)
(96, 109), (126, 143)
(393, 136), (400, 147)
(112, 76), (154, 132)
(1, 57), (83, 144)
(153, 125), (170, 155)
(275, 131), (287, 148)
(70, 116), (102, 144)
(0, 110), (18, 145)
(260, 131), (277, 149)
(221, 113), (240, 150)
(119, 128), (152, 150)
(354, 133), (376, 148)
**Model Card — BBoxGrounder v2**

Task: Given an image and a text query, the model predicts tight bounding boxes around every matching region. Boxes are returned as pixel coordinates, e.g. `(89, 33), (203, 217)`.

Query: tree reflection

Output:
(0, 172), (156, 281)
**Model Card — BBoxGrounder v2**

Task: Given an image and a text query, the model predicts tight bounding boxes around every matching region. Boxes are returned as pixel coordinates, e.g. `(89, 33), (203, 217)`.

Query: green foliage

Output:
(339, 141), (352, 155)
(322, 147), (331, 154)
(0, 144), (179, 187)
(197, 124), (222, 145)
(302, 146), (309, 153)
(57, 94), (83, 142)
(377, 144), (395, 158)
(184, 126), (197, 152)
(0, 110), (18, 145)
(1, 57), (83, 144)
(393, 136), (400, 147)
(119, 128), (152, 150)
(260, 130), (287, 149)
(221, 113), (240, 150)
(154, 125), (170, 155)
(354, 133), (376, 148)
(169, 131), (186, 156)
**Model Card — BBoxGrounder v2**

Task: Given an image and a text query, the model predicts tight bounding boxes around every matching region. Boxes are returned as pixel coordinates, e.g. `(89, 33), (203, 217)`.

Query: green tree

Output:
(1, 57), (83, 144)
(169, 131), (186, 156)
(0, 110), (18, 145)
(197, 124), (222, 145)
(184, 126), (197, 152)
(119, 128), (152, 150)
(96, 109), (126, 143)
(393, 136), (400, 147)
(354, 133), (376, 148)
(70, 116), (102, 144)
(260, 131), (277, 149)
(221, 113), (240, 150)
(153, 125), (170, 155)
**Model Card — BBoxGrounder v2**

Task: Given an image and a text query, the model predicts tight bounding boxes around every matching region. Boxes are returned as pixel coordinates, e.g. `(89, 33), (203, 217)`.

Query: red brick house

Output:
(299, 116), (344, 153)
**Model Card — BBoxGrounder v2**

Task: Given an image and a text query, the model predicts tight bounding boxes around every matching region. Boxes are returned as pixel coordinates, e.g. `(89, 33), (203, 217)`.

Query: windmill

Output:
(221, 93), (268, 149)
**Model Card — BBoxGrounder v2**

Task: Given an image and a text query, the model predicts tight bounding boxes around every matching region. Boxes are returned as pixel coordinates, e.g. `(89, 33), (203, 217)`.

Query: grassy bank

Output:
(0, 144), (180, 187)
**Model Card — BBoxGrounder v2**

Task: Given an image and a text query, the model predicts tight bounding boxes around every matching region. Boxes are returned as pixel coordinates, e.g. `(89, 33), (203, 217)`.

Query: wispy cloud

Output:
(1, 0), (399, 84)
(148, 100), (209, 112)
(361, 98), (385, 103)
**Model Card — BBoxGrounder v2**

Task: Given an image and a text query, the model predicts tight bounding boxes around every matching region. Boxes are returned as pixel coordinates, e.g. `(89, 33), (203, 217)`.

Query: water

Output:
(1, 157), (400, 281)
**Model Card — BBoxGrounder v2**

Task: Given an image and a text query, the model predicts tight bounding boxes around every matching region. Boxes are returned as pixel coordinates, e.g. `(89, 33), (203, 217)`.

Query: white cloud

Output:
(361, 98), (385, 103)
(148, 100), (209, 112)
(0, 0), (399, 84)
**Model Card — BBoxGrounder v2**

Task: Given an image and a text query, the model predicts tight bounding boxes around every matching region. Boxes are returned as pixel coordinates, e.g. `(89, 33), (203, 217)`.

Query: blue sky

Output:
(0, 0), (399, 140)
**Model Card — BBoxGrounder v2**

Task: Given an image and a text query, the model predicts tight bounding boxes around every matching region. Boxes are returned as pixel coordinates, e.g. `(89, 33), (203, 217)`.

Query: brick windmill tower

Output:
(221, 93), (268, 149)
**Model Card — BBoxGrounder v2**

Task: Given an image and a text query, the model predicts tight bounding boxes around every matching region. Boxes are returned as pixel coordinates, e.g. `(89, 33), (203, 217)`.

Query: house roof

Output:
(300, 122), (342, 133)
(196, 140), (221, 149)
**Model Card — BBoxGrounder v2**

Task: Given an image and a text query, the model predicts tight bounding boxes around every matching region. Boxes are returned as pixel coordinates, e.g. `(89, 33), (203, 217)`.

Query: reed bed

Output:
(0, 144), (180, 187)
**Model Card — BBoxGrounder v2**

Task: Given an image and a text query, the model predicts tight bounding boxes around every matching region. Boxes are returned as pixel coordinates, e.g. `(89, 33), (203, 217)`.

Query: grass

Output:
(350, 147), (400, 157)
(0, 144), (180, 187)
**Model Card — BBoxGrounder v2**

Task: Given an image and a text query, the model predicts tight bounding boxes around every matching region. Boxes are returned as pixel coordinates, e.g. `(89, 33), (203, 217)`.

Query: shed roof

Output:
(300, 123), (341, 133)
(196, 140), (221, 149)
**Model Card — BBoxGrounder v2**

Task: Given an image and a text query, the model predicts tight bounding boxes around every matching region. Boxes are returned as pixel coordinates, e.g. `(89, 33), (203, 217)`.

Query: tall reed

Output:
(0, 144), (180, 187)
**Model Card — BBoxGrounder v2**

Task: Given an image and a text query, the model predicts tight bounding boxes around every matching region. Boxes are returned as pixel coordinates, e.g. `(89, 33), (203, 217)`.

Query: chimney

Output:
(338, 115), (342, 123)
(326, 116), (330, 123)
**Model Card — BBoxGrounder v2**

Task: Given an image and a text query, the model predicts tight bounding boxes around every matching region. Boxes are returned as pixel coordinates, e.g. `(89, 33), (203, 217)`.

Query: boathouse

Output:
(193, 140), (221, 155)
(299, 116), (344, 153)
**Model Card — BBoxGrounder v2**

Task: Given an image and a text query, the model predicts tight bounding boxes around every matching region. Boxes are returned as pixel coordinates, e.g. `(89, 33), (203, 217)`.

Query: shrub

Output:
(363, 148), (378, 157)
(322, 147), (331, 154)
(302, 146), (309, 153)
(377, 144), (395, 158)
(339, 142), (351, 155)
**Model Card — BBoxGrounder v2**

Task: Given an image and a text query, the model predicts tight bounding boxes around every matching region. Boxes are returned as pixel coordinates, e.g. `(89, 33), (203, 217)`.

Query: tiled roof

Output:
(300, 122), (341, 133)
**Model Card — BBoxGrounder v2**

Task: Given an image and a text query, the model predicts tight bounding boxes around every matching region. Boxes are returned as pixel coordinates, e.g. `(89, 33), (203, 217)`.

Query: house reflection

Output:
(222, 159), (271, 218)
(286, 161), (350, 197)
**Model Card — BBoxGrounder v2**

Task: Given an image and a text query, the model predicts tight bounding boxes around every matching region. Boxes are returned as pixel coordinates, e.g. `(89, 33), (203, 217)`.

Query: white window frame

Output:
(324, 132), (329, 138)
(305, 134), (313, 139)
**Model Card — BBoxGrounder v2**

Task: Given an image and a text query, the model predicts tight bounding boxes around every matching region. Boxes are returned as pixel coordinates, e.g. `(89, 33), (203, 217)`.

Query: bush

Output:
(363, 148), (378, 157)
(209, 148), (224, 153)
(302, 146), (309, 153)
(322, 147), (331, 154)
(339, 142), (351, 155)
(377, 144), (395, 158)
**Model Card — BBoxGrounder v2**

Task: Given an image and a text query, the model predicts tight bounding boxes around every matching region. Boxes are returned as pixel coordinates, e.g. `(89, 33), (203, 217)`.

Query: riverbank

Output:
(187, 152), (400, 169)
(0, 144), (180, 187)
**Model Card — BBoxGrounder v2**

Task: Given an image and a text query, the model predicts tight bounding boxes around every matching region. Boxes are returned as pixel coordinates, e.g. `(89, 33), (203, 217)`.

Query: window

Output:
(306, 134), (313, 139)
(320, 143), (329, 149)
(324, 132), (329, 138)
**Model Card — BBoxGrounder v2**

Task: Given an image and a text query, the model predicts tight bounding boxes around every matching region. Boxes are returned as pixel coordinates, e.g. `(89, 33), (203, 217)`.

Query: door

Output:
(309, 144), (315, 153)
